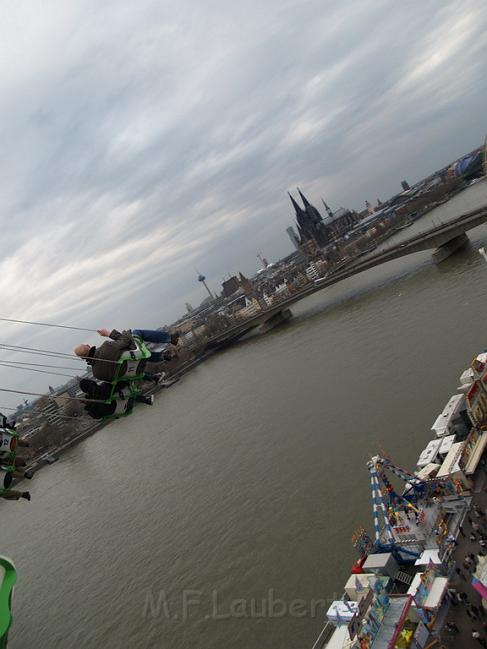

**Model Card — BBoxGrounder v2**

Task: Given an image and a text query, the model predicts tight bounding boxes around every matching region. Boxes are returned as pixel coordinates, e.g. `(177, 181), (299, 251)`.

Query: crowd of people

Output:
(444, 498), (487, 646)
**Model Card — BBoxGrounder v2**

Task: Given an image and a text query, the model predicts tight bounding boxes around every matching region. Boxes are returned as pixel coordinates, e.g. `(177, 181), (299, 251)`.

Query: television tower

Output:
(197, 271), (214, 299)
(257, 252), (268, 268)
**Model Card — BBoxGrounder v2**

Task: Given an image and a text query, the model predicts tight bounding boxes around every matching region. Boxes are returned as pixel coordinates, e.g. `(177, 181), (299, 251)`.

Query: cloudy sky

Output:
(0, 0), (486, 403)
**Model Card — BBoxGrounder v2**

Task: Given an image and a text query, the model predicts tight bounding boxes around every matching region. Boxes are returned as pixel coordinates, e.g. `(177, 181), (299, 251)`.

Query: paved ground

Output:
(440, 468), (487, 648)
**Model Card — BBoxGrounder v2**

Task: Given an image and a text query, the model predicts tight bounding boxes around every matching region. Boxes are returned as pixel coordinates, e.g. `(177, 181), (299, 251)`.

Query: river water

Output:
(2, 180), (487, 649)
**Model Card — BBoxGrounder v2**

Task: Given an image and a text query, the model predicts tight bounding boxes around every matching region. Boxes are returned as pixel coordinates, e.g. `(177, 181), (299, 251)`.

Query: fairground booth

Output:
(323, 566), (447, 648)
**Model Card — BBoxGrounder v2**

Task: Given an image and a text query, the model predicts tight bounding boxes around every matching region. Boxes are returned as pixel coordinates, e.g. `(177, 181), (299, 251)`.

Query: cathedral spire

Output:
(297, 188), (323, 225)
(297, 187), (312, 207)
(288, 192), (304, 215)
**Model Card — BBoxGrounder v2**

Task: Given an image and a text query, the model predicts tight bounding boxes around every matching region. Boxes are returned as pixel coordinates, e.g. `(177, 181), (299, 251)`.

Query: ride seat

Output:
(116, 336), (151, 381)
(0, 432), (16, 453)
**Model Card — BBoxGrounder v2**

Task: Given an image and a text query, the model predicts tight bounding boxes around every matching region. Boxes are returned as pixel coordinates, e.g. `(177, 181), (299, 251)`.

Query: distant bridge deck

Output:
(206, 203), (487, 347)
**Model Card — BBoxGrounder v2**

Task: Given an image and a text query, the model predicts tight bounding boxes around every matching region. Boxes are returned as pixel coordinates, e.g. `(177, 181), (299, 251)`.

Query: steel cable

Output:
(0, 317), (95, 332)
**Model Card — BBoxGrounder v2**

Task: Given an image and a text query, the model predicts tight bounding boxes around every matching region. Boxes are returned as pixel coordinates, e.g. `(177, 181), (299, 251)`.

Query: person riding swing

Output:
(74, 328), (180, 383)
(0, 420), (33, 489)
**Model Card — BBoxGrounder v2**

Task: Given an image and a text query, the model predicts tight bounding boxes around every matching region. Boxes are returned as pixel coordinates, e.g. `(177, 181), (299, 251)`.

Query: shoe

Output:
(148, 395), (154, 405)
(21, 492), (31, 501)
(24, 469), (34, 480)
(157, 372), (167, 384)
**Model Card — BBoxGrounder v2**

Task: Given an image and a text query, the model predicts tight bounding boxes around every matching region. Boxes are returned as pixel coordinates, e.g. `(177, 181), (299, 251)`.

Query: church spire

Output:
(288, 192), (304, 215)
(297, 187), (311, 207)
(297, 187), (323, 225)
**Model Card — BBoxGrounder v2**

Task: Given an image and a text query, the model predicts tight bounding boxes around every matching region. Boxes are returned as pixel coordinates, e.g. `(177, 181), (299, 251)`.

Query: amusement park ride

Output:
(353, 455), (459, 568)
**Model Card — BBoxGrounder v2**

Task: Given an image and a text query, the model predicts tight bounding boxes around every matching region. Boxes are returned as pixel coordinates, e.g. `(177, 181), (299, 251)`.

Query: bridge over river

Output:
(206, 202), (487, 348)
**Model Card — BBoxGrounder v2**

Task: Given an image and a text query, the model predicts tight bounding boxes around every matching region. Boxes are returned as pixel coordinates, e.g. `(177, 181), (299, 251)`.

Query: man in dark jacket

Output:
(74, 329), (136, 382)
(74, 328), (179, 382)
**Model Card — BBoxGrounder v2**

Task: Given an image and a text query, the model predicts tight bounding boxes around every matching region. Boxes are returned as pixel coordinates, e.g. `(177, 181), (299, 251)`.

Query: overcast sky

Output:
(0, 0), (486, 404)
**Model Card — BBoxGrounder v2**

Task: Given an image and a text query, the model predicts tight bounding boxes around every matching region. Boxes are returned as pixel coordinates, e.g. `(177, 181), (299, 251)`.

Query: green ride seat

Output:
(0, 430), (17, 488)
(0, 430), (16, 455)
(0, 556), (16, 649)
(113, 336), (151, 383)
(100, 398), (134, 422)
(83, 336), (151, 419)
(103, 336), (151, 404)
(100, 381), (144, 422)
